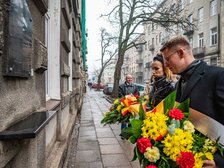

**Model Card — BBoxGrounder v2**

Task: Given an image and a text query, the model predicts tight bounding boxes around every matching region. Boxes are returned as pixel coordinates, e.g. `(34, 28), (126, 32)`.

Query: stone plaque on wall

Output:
(3, 0), (32, 78)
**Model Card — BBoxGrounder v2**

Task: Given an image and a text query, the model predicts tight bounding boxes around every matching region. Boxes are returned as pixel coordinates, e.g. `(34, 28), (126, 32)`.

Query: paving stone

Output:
(77, 141), (99, 150)
(78, 135), (97, 142)
(100, 144), (123, 154)
(79, 129), (96, 137)
(75, 162), (103, 168)
(98, 137), (119, 145)
(101, 154), (131, 167)
(75, 150), (101, 163)
(96, 131), (114, 138)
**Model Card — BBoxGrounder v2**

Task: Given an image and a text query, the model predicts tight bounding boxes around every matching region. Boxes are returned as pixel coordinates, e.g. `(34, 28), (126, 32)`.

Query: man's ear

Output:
(178, 48), (185, 58)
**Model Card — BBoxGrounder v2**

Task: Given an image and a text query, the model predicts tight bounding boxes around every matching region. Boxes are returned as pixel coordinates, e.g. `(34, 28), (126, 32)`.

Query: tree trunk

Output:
(111, 50), (124, 98)
(97, 67), (104, 91)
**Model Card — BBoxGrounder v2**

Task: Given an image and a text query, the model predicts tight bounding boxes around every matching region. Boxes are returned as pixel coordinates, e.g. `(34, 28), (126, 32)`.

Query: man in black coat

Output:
(160, 35), (224, 168)
(118, 74), (140, 98)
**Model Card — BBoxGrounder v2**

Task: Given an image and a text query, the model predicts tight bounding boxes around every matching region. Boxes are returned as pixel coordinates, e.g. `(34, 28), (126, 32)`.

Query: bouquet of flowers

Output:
(121, 91), (223, 168)
(101, 94), (147, 126)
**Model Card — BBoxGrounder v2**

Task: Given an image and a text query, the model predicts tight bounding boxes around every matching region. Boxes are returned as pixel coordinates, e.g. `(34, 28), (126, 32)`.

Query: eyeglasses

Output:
(163, 50), (178, 62)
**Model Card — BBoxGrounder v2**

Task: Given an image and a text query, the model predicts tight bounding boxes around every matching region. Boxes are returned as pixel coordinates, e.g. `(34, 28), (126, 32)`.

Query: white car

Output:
(134, 83), (145, 96)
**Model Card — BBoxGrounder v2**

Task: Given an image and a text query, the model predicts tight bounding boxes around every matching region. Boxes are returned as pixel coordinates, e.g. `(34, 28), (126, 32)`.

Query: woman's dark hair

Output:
(153, 53), (164, 65)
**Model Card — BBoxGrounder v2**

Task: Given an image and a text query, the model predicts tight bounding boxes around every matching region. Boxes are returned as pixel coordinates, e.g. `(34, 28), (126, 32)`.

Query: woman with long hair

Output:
(149, 53), (177, 106)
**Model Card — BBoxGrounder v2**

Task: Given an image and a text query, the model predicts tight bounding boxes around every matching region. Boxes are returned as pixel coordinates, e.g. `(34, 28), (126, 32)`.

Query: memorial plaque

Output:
(3, 0), (32, 78)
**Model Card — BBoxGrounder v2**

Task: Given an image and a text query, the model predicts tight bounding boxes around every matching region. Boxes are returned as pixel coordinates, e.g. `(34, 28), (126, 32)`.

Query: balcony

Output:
(183, 28), (194, 36)
(135, 71), (143, 76)
(192, 47), (205, 58)
(137, 45), (143, 53)
(145, 62), (151, 68)
(149, 44), (155, 51)
(136, 58), (143, 64)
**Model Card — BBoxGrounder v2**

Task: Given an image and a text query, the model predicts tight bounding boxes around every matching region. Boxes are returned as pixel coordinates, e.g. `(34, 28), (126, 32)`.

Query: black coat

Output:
(176, 61), (224, 125)
(149, 76), (175, 106)
(118, 82), (140, 98)
(176, 61), (224, 167)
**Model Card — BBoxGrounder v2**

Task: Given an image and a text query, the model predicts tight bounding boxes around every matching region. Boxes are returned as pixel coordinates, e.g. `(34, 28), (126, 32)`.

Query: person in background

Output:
(149, 53), (176, 106)
(160, 35), (224, 168)
(118, 74), (140, 138)
(143, 78), (152, 96)
(118, 74), (140, 98)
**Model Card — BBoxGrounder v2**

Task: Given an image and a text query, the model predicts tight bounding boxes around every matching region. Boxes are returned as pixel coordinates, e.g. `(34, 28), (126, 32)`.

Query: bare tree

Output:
(102, 0), (195, 98)
(96, 28), (117, 91)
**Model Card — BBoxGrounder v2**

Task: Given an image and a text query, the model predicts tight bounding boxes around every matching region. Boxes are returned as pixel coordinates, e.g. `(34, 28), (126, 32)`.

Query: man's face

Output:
(126, 75), (133, 84)
(162, 48), (184, 74)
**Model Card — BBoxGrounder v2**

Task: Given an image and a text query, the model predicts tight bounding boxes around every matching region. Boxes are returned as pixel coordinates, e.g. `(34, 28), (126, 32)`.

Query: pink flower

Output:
(177, 151), (195, 168)
(168, 108), (184, 120)
(146, 165), (157, 168)
(137, 137), (152, 154)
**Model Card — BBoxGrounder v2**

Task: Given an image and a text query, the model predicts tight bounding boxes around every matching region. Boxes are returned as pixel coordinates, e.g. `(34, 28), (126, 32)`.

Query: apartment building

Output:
(0, 0), (87, 167)
(143, 0), (223, 81)
(122, 34), (145, 84)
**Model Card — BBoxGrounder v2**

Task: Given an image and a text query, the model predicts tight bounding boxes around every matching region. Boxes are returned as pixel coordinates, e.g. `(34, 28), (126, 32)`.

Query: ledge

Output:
(0, 111), (56, 140)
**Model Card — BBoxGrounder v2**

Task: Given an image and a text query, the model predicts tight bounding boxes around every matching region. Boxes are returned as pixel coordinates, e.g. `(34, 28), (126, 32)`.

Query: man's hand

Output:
(203, 160), (217, 168)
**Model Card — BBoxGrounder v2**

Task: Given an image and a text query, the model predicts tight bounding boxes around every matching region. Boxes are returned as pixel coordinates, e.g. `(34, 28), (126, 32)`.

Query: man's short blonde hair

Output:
(160, 35), (190, 51)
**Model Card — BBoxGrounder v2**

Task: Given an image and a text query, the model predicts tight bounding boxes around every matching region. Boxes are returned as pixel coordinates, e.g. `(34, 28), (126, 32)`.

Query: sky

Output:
(86, 0), (112, 75)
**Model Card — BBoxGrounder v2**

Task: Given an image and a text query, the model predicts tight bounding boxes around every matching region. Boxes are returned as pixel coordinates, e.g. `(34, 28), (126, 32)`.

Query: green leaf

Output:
(139, 103), (145, 120)
(130, 119), (143, 139)
(131, 146), (138, 161)
(177, 98), (190, 113)
(129, 135), (137, 144)
(142, 158), (149, 168)
(164, 91), (176, 115)
(136, 147), (144, 163)
(120, 127), (133, 139)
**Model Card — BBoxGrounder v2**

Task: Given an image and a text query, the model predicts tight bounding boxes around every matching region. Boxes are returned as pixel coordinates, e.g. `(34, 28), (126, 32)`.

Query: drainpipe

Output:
(220, 0), (224, 67)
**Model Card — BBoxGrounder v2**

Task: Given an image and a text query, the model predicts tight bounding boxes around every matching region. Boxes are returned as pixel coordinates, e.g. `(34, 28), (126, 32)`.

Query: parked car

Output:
(103, 83), (113, 95)
(92, 83), (104, 89)
(133, 83), (145, 96)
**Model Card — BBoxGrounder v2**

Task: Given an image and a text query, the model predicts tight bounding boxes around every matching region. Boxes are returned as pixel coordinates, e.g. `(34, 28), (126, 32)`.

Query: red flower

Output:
(177, 151), (195, 168)
(146, 165), (157, 168)
(168, 108), (184, 120)
(137, 137), (152, 154)
(156, 134), (163, 141)
(134, 94), (140, 99)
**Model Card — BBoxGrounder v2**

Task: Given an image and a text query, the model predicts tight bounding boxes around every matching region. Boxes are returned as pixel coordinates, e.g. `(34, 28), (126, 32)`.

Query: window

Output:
(188, 14), (193, 30)
(198, 7), (204, 23)
(148, 25), (150, 35)
(148, 40), (150, 48)
(179, 0), (184, 10)
(156, 35), (158, 45)
(152, 23), (154, 31)
(210, 27), (218, 46)
(210, 0), (217, 16)
(159, 32), (162, 43)
(188, 14), (193, 23)
(189, 37), (193, 47)
(198, 33), (204, 47)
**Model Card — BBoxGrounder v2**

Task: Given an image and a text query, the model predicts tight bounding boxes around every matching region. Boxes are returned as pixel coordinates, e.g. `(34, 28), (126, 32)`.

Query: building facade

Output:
(143, 0), (224, 81)
(123, 0), (224, 83)
(0, 0), (86, 167)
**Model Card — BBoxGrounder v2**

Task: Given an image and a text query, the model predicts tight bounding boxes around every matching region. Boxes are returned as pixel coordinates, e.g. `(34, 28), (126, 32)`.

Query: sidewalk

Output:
(64, 89), (140, 168)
